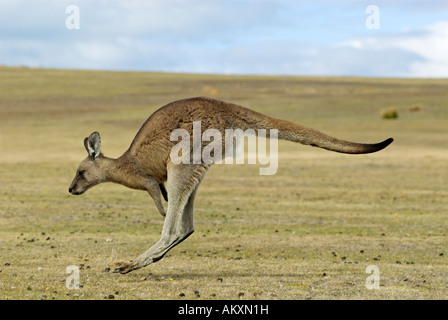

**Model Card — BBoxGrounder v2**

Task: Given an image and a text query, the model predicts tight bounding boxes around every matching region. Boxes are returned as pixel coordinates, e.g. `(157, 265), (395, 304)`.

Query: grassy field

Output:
(0, 66), (447, 300)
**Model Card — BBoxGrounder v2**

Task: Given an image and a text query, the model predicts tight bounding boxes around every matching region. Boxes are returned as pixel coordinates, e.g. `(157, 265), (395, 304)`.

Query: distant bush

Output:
(409, 105), (421, 112)
(380, 107), (399, 119)
(202, 86), (219, 95)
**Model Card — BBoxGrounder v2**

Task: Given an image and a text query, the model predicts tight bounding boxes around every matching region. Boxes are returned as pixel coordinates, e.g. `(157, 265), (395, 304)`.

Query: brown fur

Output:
(69, 97), (393, 274)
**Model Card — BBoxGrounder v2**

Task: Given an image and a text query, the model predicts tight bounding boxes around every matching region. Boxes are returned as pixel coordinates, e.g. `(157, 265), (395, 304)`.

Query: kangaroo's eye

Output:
(78, 170), (86, 177)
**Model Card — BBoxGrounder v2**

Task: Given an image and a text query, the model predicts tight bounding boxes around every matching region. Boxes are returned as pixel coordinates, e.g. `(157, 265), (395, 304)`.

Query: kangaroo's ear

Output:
(84, 132), (101, 160)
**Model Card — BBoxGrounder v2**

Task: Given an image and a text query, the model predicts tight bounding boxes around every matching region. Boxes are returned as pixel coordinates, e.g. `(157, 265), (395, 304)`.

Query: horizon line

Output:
(2, 64), (447, 81)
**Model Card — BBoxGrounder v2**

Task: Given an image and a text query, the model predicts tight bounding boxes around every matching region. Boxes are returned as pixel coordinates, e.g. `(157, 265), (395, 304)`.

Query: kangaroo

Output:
(68, 97), (393, 274)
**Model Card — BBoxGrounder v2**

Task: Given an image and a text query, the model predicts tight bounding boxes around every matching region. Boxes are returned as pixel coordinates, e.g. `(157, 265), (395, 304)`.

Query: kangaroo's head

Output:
(69, 132), (105, 195)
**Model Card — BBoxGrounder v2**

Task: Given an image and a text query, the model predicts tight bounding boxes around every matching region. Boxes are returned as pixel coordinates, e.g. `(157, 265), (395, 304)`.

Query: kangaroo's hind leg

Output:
(115, 163), (208, 274)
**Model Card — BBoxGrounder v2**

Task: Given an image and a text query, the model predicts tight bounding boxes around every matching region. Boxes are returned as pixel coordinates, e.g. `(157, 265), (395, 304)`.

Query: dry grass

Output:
(0, 67), (447, 300)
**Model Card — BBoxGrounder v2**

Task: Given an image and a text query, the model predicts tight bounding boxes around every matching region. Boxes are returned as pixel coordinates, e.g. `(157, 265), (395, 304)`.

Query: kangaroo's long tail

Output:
(275, 121), (393, 154)
(232, 106), (393, 154)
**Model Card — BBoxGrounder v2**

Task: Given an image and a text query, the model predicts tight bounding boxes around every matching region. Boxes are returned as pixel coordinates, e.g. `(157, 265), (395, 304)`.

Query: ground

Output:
(0, 67), (447, 299)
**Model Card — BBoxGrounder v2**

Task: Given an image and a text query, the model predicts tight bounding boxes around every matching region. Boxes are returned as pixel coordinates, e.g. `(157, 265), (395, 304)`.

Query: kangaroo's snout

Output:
(68, 185), (83, 195)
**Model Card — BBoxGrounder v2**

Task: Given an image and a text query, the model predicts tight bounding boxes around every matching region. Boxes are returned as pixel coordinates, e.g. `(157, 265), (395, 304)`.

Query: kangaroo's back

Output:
(127, 97), (258, 156)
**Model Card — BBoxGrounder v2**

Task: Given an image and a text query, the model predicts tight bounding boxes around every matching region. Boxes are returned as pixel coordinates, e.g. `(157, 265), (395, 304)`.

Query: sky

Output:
(0, 0), (447, 77)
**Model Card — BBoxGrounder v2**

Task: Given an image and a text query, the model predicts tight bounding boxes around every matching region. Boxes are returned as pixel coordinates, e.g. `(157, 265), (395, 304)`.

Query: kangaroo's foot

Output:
(113, 261), (137, 274)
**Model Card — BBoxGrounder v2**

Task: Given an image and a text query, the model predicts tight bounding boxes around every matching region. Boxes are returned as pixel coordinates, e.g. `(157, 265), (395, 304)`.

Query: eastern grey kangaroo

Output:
(68, 97), (393, 274)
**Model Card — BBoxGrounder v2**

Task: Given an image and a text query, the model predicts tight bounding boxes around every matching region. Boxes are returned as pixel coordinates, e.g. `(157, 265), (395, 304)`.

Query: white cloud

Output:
(338, 21), (448, 77)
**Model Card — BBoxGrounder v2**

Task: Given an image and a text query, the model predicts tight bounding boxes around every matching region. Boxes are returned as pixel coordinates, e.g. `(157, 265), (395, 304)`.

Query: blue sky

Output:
(1, 0), (447, 77)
